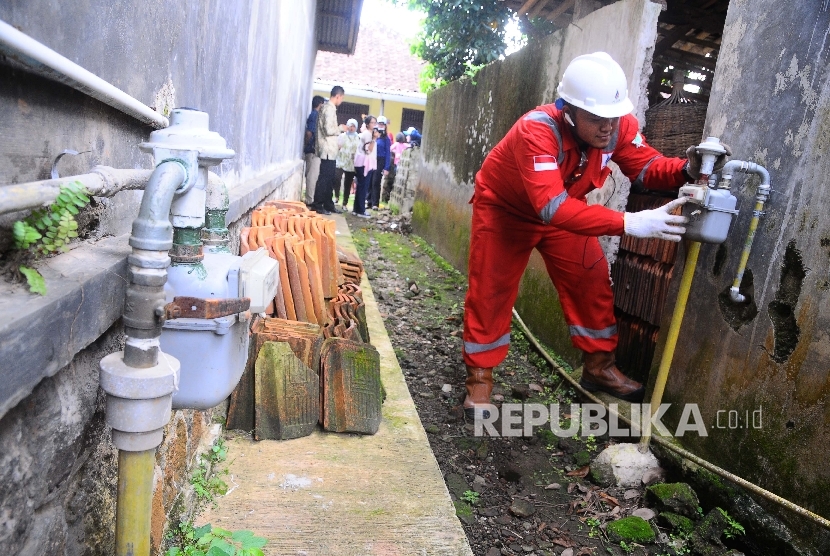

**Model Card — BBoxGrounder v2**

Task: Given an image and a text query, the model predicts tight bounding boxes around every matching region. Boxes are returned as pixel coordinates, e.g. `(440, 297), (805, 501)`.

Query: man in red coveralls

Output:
(462, 52), (729, 419)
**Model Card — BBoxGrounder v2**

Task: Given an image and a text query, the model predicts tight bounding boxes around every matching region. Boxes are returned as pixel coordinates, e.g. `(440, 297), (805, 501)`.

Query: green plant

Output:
(585, 434), (597, 453)
(718, 508), (745, 539)
(165, 522), (267, 556)
(191, 437), (230, 504)
(585, 517), (601, 538)
(619, 540), (634, 554)
(11, 180), (90, 294)
(389, 202), (401, 215)
(461, 490), (480, 505)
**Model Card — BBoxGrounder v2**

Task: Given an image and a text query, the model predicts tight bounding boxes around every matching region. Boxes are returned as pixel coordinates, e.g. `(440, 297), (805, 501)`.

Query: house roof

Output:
(314, 26), (425, 94)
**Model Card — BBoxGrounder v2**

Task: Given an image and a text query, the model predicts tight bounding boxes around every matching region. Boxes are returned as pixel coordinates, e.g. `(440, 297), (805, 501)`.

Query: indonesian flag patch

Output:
(533, 155), (558, 171)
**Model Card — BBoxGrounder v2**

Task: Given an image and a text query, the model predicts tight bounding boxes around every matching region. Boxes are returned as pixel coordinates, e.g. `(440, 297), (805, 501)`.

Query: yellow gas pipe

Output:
(115, 449), (156, 556)
(639, 240), (701, 452)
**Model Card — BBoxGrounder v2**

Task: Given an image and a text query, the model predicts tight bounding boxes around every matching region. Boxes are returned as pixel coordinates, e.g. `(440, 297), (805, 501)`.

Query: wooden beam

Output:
(545, 0), (575, 21)
(518, 0), (543, 16)
(654, 24), (692, 56)
(529, 0), (554, 18)
(654, 50), (717, 72)
(572, 0), (595, 20)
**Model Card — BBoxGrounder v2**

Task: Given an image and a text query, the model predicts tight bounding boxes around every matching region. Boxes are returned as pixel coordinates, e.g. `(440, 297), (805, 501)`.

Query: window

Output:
(337, 102), (370, 127)
(400, 108), (425, 135)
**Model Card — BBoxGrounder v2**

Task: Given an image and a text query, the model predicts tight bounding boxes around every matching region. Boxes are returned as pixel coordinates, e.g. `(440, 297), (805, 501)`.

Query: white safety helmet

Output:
(556, 52), (634, 118)
(377, 115), (388, 124)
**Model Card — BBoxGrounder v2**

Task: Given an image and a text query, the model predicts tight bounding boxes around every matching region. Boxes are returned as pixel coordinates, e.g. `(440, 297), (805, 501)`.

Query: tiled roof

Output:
(314, 26), (426, 94)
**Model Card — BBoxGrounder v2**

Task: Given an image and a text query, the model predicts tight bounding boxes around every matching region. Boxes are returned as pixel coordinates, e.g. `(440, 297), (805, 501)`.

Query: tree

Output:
(404, 0), (511, 89)
(397, 0), (556, 91)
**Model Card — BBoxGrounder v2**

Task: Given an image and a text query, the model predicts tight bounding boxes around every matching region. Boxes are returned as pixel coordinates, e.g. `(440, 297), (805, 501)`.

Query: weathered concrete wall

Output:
(0, 1), (317, 554)
(412, 0), (660, 364)
(650, 1), (830, 550)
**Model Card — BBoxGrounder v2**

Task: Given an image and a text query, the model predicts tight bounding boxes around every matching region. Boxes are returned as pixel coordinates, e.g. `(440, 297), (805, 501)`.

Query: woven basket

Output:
(643, 103), (708, 158)
(643, 69), (708, 158)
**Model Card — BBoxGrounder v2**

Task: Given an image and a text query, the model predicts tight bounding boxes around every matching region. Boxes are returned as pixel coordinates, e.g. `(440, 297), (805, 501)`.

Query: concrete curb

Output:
(200, 214), (473, 555)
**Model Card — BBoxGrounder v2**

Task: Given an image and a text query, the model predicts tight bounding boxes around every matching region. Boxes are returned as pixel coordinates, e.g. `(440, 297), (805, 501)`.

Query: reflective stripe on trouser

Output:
(463, 199), (618, 368)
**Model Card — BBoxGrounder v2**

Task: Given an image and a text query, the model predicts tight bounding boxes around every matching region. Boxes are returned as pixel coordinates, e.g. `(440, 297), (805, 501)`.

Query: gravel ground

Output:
(347, 210), (658, 556)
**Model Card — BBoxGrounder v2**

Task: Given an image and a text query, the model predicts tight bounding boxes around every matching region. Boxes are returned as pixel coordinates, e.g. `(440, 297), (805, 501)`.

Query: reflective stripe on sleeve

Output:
(632, 155), (661, 188)
(539, 191), (569, 224)
(569, 324), (618, 339)
(464, 333), (511, 354)
(523, 111), (565, 166)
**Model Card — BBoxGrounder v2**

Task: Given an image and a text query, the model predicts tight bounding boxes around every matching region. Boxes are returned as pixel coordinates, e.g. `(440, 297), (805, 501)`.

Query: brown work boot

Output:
(580, 351), (645, 402)
(463, 365), (494, 420)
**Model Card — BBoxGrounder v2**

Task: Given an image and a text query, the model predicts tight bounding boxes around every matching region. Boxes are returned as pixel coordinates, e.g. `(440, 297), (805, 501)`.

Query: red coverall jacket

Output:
(463, 104), (687, 369)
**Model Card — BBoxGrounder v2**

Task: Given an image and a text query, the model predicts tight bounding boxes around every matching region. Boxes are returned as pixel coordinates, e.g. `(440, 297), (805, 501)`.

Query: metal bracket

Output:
(164, 296), (251, 320)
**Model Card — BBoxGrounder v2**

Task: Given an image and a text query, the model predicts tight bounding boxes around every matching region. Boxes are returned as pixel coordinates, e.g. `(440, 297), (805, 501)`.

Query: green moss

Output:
(454, 500), (474, 521)
(606, 516), (656, 543)
(412, 199), (431, 231)
(574, 450), (591, 468)
(659, 512), (694, 534)
(646, 482), (700, 518)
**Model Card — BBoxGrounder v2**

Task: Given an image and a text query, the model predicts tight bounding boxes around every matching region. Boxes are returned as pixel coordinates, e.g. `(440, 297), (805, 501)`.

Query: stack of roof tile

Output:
(612, 194), (682, 376)
(229, 205), (380, 439)
(241, 203), (343, 323)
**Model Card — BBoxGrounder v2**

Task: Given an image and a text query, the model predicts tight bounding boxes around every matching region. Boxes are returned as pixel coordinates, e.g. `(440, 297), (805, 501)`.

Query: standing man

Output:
(312, 85), (346, 215)
(462, 52), (729, 419)
(303, 95), (325, 206)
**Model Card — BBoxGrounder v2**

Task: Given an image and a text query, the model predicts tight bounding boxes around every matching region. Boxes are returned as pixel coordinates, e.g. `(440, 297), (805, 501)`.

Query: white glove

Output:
(624, 197), (689, 242)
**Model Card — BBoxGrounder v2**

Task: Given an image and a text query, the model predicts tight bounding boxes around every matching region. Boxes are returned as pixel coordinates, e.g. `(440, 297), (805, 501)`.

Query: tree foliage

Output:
(396, 0), (557, 91)
(405, 0), (513, 89)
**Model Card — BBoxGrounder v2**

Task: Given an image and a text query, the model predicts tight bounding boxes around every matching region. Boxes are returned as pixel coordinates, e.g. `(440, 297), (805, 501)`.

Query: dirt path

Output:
(347, 210), (757, 556)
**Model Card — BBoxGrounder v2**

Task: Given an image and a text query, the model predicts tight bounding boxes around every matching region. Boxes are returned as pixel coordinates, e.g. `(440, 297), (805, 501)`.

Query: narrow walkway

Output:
(200, 215), (472, 556)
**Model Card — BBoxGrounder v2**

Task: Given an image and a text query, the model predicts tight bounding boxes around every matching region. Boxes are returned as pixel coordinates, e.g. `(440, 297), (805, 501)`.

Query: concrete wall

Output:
(412, 0), (660, 363)
(0, 0), (317, 553)
(650, 0), (830, 550)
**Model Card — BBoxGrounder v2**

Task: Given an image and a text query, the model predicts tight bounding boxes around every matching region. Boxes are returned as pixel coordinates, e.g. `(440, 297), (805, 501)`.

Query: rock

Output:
(495, 515), (512, 525)
(481, 507), (500, 517)
(493, 394), (505, 402)
(411, 251), (422, 258)
(557, 437), (581, 454)
(509, 499), (536, 517)
(560, 549), (574, 556)
(623, 489), (640, 500)
(641, 467), (666, 486)
(645, 482), (700, 518)
(589, 443), (662, 488)
(442, 384), (453, 393)
(419, 391), (434, 399)
(445, 473), (470, 499)
(632, 508), (656, 520)
(409, 282), (419, 294)
(688, 507), (735, 555)
(424, 424), (440, 434)
(573, 450), (591, 468)
(528, 383), (543, 393)
(521, 545), (534, 553)
(605, 516), (656, 544)
(499, 464), (523, 483)
(486, 548), (501, 556)
(658, 511), (694, 534)
(454, 501), (475, 525)
(511, 384), (530, 400)
(544, 483), (561, 490)
(474, 475), (487, 486)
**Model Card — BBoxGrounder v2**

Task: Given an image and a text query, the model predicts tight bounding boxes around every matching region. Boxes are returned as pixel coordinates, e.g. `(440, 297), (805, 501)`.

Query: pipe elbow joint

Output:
(729, 286), (746, 303)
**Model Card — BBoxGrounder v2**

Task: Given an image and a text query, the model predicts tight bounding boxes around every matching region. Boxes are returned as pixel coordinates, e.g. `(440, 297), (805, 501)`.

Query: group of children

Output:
(333, 115), (420, 218)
